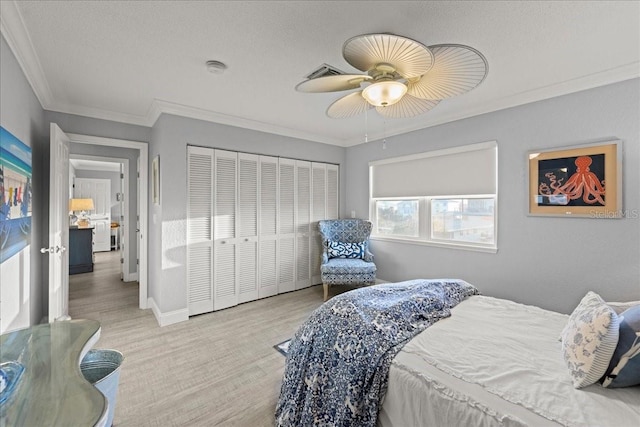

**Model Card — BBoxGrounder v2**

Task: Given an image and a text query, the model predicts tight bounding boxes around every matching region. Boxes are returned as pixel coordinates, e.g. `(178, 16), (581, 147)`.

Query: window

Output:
(369, 142), (497, 252)
(374, 199), (419, 237)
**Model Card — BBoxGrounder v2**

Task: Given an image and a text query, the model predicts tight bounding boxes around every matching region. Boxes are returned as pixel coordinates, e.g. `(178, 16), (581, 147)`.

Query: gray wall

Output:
(345, 79), (640, 314)
(0, 35), (47, 327)
(73, 169), (121, 222)
(149, 114), (346, 313)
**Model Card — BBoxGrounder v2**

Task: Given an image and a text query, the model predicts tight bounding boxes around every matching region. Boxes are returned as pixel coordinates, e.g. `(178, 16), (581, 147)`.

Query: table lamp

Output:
(69, 198), (95, 227)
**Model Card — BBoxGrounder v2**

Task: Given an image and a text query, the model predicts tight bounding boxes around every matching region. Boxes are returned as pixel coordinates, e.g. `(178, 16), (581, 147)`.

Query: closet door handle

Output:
(244, 238), (249, 242)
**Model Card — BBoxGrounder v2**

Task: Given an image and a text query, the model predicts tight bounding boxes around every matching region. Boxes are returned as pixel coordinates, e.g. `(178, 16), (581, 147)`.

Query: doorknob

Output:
(40, 246), (66, 254)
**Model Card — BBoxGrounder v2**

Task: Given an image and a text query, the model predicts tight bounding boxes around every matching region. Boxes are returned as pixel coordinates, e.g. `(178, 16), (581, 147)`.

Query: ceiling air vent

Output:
(305, 63), (346, 79)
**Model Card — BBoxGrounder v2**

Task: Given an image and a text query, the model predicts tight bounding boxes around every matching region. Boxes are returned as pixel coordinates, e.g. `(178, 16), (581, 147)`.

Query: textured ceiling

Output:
(2, 1), (638, 146)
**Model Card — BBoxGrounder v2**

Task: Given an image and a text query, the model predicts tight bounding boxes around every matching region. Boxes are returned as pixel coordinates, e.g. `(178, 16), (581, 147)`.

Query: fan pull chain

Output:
(382, 118), (387, 150)
(364, 108), (368, 143)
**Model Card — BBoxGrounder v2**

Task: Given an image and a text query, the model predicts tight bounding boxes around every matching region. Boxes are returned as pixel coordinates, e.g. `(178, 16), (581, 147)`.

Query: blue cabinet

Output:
(69, 226), (94, 274)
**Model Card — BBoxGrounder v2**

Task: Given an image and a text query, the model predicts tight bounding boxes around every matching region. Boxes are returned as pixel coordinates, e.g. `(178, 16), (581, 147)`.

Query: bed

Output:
(276, 279), (640, 427)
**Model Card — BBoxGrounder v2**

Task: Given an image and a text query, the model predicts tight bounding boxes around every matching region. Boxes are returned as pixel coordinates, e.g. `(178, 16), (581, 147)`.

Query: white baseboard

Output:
(375, 278), (389, 284)
(123, 271), (139, 282)
(148, 297), (188, 327)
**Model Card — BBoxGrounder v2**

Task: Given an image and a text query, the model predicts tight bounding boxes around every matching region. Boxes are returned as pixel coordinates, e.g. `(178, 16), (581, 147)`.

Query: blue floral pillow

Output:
(327, 241), (365, 259)
(601, 305), (640, 388)
(560, 291), (620, 388)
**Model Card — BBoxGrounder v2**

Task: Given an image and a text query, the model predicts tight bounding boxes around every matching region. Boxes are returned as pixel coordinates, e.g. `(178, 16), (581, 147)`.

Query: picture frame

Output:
(528, 140), (622, 218)
(152, 155), (160, 206)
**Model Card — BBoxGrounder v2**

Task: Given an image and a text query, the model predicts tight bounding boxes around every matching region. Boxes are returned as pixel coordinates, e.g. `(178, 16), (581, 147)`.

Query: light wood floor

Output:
(69, 251), (343, 426)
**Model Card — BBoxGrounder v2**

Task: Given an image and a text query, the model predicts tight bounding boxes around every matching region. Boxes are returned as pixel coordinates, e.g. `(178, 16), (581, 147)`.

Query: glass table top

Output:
(0, 319), (106, 426)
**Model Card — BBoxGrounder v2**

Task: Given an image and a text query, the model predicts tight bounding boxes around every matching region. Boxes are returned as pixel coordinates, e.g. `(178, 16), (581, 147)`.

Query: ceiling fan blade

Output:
(375, 95), (439, 119)
(327, 92), (373, 118)
(407, 44), (488, 100)
(343, 33), (434, 79)
(295, 74), (372, 93)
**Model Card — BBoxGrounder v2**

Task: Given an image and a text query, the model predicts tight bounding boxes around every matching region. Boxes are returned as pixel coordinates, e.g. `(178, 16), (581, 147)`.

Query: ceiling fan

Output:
(295, 33), (488, 119)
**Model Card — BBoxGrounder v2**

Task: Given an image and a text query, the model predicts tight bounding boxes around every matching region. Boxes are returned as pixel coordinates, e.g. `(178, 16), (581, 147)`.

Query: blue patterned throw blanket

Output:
(275, 279), (479, 427)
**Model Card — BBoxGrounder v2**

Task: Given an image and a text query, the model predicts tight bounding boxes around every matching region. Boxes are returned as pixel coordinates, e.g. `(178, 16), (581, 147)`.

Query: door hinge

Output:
(136, 259), (139, 265)
(121, 173), (124, 179)
(120, 258), (124, 264)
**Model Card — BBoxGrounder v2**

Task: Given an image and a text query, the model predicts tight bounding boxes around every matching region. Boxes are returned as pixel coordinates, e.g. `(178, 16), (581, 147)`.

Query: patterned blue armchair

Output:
(318, 219), (376, 301)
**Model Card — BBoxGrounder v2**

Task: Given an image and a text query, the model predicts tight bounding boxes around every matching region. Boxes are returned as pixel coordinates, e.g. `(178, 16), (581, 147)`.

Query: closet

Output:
(187, 146), (339, 316)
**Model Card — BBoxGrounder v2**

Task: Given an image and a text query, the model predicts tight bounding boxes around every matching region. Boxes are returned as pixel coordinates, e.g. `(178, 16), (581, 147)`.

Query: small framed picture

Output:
(152, 155), (160, 206)
(528, 140), (621, 218)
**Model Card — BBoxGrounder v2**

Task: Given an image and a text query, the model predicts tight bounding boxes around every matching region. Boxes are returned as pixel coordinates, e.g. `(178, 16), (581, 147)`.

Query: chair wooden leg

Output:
(323, 283), (328, 301)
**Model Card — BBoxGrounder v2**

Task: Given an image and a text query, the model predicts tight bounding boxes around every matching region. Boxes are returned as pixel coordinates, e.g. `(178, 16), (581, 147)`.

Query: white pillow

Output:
(561, 291), (620, 388)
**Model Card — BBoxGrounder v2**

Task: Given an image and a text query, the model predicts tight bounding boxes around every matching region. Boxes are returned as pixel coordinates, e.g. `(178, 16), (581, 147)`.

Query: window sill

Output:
(370, 235), (498, 254)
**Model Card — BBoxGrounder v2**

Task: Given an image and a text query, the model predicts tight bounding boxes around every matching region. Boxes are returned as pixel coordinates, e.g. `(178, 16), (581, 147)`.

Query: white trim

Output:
(123, 271), (138, 283)
(152, 99), (343, 146)
(2, 0), (637, 148)
(0, 0), (53, 108)
(148, 297), (188, 327)
(343, 63), (640, 147)
(369, 140), (497, 167)
(68, 133), (149, 310)
(371, 235), (498, 254)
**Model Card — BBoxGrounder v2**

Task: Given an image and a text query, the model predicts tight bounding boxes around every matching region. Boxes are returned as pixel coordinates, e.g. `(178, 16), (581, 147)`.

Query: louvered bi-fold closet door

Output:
(327, 164), (339, 220)
(259, 156), (278, 299)
(237, 153), (259, 304)
(214, 149), (238, 310)
(278, 158), (296, 293)
(311, 163), (326, 285)
(295, 160), (311, 289)
(187, 146), (214, 316)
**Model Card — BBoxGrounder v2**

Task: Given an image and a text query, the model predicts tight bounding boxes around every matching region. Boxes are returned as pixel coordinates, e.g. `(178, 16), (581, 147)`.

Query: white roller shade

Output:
(371, 141), (497, 198)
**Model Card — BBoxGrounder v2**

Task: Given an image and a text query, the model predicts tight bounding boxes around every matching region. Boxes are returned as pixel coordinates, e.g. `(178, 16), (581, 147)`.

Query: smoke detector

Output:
(206, 60), (227, 74)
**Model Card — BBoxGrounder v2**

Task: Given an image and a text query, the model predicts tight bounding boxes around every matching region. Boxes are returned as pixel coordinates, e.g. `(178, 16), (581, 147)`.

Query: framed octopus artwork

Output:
(528, 140), (622, 218)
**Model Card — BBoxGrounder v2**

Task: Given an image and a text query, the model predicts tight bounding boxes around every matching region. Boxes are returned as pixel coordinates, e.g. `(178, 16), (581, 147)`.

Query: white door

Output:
(74, 178), (110, 218)
(327, 164), (339, 220)
(259, 156), (278, 299)
(92, 220), (110, 252)
(237, 153), (259, 304)
(277, 158), (296, 294)
(74, 177), (111, 251)
(295, 161), (311, 289)
(186, 146), (214, 315)
(311, 163), (326, 285)
(47, 124), (70, 322)
(213, 150), (238, 310)
(118, 162), (125, 278)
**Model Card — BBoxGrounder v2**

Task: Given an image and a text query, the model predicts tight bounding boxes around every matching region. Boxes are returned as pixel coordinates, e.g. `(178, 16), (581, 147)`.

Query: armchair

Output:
(318, 219), (377, 301)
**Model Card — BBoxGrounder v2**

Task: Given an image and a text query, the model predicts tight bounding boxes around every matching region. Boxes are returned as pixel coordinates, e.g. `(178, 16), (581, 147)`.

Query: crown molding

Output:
(2, 0), (637, 150)
(0, 0), (53, 108)
(342, 62), (640, 147)
(151, 99), (345, 146)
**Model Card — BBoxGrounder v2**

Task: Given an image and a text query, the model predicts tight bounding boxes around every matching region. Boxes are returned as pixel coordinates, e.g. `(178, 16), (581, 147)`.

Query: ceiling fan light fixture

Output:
(362, 81), (407, 107)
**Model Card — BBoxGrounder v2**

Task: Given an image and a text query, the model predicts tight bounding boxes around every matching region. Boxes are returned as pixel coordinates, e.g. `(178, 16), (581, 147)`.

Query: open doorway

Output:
(69, 155), (129, 280)
(66, 133), (148, 310)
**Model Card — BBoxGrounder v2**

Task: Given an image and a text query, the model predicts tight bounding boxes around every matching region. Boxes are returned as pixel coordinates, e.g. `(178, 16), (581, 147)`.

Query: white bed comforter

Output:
(380, 296), (640, 427)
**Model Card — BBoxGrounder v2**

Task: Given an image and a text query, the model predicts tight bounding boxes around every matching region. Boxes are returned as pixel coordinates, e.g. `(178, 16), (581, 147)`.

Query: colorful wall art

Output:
(528, 140), (621, 218)
(0, 126), (32, 263)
